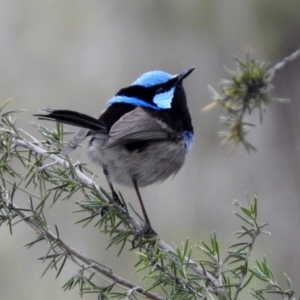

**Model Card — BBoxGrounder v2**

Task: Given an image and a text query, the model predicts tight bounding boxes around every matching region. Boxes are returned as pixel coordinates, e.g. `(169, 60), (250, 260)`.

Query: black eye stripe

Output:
(114, 77), (178, 108)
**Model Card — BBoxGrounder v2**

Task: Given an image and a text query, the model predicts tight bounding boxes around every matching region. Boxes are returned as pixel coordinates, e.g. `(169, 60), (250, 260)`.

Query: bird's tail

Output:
(34, 109), (107, 132)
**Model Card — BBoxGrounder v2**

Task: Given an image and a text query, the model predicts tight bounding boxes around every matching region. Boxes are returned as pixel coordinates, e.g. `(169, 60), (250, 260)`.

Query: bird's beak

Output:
(176, 67), (195, 84)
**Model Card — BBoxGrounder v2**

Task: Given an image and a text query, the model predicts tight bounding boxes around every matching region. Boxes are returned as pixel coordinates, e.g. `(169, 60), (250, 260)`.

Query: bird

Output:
(35, 67), (195, 242)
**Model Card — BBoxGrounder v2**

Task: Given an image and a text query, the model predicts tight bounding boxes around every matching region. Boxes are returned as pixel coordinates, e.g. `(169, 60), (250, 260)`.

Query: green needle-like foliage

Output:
(0, 70), (298, 300)
(203, 48), (300, 154)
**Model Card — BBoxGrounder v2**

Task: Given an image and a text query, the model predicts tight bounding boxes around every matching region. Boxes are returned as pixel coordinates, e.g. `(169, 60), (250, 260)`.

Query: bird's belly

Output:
(87, 138), (188, 187)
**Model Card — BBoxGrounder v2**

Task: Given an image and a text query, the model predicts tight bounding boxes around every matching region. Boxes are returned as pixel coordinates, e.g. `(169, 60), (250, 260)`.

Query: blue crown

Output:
(131, 71), (174, 87)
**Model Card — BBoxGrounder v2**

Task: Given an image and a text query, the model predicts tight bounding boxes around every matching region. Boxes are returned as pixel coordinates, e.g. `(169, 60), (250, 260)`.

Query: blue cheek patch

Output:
(153, 87), (175, 109)
(108, 95), (160, 110)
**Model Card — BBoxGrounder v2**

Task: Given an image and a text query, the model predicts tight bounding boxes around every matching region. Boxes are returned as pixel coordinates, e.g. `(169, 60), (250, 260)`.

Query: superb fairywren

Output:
(35, 67), (195, 241)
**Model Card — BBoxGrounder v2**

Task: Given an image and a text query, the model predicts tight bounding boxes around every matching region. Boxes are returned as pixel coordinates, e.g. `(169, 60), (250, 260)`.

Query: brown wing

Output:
(105, 107), (175, 148)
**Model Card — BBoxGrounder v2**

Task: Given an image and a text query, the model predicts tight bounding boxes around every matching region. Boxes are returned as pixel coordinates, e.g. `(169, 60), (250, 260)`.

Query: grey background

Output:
(1, 1), (300, 299)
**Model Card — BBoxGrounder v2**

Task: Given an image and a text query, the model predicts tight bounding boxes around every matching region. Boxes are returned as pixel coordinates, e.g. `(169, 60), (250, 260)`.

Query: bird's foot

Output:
(132, 221), (157, 248)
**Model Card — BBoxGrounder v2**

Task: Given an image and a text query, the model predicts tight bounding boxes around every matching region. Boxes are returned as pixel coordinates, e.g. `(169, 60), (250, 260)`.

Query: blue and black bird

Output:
(35, 67), (195, 240)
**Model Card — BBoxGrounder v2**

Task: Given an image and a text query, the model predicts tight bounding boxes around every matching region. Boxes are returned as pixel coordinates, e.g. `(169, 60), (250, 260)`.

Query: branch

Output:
(265, 44), (300, 83)
(13, 136), (222, 289)
(2, 131), (225, 294)
(1, 111), (295, 298)
(0, 190), (164, 300)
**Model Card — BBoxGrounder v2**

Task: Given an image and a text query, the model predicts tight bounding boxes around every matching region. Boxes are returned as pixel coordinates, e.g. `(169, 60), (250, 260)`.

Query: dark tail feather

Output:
(34, 109), (107, 132)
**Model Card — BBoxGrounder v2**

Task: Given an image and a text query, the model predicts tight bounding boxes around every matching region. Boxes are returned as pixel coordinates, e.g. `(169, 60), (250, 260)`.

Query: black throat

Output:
(146, 84), (193, 134)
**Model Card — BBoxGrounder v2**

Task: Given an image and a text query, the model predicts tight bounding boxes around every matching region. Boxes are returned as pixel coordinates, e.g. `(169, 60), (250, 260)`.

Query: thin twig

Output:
(1, 195), (165, 300)
(265, 44), (300, 83)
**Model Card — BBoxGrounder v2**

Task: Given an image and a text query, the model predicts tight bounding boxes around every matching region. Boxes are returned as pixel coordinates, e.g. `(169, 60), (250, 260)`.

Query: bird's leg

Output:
(132, 179), (157, 245)
(103, 167), (124, 208)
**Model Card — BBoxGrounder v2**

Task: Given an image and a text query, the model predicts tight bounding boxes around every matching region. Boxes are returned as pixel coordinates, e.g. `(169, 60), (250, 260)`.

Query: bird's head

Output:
(108, 67), (195, 111)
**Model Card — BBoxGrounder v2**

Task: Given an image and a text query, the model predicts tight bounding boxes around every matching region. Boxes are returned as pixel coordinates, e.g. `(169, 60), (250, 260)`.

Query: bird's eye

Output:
(156, 87), (165, 94)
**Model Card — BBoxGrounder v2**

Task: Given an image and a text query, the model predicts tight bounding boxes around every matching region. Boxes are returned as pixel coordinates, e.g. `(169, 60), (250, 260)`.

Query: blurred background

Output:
(1, 1), (300, 299)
